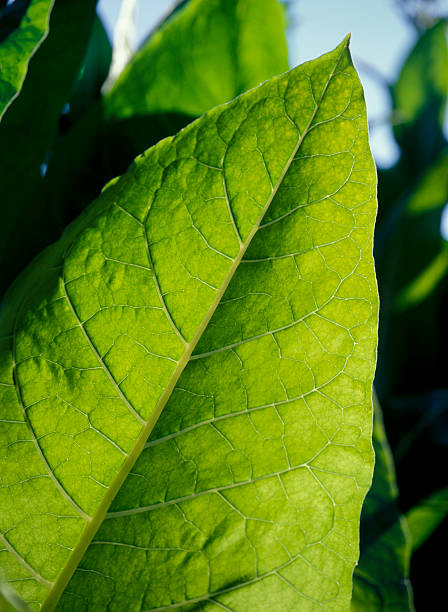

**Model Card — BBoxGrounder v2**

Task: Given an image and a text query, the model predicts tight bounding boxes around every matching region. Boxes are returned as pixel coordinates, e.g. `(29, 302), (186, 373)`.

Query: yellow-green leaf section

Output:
(0, 38), (378, 611)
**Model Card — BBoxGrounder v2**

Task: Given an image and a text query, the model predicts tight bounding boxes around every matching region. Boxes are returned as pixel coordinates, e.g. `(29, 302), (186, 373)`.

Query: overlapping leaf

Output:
(68, 13), (112, 123)
(0, 39), (378, 610)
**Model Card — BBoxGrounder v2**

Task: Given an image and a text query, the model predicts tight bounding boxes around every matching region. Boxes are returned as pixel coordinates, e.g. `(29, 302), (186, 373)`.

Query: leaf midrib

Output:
(40, 39), (348, 611)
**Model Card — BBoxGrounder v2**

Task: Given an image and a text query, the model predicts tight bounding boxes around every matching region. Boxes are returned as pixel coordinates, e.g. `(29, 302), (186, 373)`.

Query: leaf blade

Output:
(0, 38), (378, 611)
(0, 0), (54, 119)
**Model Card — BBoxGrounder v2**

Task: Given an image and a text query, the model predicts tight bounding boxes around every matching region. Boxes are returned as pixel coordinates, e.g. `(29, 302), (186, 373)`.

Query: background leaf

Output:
(375, 148), (448, 398)
(406, 485), (448, 551)
(391, 20), (448, 174)
(67, 13), (112, 124)
(352, 394), (413, 611)
(0, 0), (54, 119)
(43, 0), (289, 229)
(0, 0), (98, 299)
(0, 40), (378, 610)
(105, 0), (289, 118)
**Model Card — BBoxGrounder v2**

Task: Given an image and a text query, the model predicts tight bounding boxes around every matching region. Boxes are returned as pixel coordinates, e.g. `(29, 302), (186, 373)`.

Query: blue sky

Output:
(97, 0), (448, 168)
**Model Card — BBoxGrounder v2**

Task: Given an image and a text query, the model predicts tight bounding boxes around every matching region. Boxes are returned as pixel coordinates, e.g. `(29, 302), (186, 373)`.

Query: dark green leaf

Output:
(0, 0), (98, 299)
(0, 0), (53, 119)
(67, 14), (112, 123)
(392, 20), (448, 173)
(352, 394), (413, 611)
(375, 149), (448, 397)
(406, 486), (448, 551)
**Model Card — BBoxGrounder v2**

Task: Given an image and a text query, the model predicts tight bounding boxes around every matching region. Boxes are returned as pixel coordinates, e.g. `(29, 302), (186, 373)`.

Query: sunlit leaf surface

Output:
(0, 39), (378, 611)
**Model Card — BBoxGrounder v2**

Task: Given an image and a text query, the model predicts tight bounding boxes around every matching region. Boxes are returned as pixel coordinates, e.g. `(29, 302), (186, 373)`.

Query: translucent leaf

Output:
(0, 39), (378, 610)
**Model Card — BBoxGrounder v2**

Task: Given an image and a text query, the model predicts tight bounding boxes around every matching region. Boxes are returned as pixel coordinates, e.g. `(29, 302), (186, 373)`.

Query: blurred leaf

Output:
(378, 388), (448, 608)
(395, 243), (448, 310)
(352, 394), (414, 611)
(0, 0), (98, 300)
(392, 20), (448, 172)
(0, 0), (53, 119)
(67, 14), (112, 123)
(375, 149), (448, 396)
(387, 390), (448, 484)
(406, 486), (448, 551)
(32, 0), (289, 281)
(105, 0), (289, 119)
(376, 148), (448, 254)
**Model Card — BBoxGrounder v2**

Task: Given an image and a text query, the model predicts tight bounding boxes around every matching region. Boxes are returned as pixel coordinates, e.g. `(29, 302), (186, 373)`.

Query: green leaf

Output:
(395, 149), (448, 309)
(352, 394), (413, 611)
(67, 14), (112, 123)
(406, 486), (448, 551)
(392, 20), (448, 172)
(105, 0), (289, 119)
(0, 0), (98, 299)
(0, 0), (54, 120)
(375, 149), (448, 396)
(0, 38), (378, 610)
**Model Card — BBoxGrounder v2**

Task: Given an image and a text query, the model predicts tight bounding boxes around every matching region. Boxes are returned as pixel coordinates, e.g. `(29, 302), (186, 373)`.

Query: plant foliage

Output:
(1, 0), (446, 610)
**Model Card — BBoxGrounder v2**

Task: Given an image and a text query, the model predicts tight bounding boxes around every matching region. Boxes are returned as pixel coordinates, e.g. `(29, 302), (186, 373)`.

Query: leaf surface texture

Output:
(0, 39), (378, 611)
